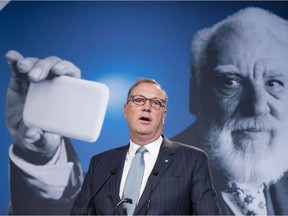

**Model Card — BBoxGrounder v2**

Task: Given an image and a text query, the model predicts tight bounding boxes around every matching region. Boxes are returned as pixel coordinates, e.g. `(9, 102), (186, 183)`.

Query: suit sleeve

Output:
(191, 151), (221, 215)
(8, 138), (84, 215)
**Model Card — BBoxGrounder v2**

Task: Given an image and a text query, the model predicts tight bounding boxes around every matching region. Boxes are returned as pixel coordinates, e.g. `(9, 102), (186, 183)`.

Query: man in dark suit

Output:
(5, 51), (220, 214)
(173, 7), (288, 215)
(71, 78), (220, 215)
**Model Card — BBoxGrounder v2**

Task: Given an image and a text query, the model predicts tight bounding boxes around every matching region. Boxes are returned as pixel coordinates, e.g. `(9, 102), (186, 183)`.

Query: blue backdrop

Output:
(1, 1), (288, 214)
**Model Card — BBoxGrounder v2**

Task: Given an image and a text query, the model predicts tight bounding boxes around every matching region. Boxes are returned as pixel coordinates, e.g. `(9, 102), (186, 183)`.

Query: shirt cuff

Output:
(9, 140), (74, 199)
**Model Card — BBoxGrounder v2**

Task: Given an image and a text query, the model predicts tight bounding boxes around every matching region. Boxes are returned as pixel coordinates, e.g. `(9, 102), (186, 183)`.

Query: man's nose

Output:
(142, 100), (152, 111)
(243, 85), (270, 117)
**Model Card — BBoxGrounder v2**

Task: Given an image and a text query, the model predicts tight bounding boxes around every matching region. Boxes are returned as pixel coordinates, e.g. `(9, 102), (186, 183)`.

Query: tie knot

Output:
(136, 146), (147, 154)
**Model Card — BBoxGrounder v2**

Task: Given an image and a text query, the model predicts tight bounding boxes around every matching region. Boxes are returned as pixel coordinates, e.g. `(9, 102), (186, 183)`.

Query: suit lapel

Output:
(135, 136), (175, 213)
(110, 145), (129, 214)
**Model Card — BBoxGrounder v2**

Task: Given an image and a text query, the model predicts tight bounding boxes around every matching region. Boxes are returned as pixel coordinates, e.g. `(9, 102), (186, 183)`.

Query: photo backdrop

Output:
(1, 1), (288, 214)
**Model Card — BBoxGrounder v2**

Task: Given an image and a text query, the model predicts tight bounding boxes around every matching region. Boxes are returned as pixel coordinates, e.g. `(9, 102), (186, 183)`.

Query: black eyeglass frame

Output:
(127, 95), (166, 110)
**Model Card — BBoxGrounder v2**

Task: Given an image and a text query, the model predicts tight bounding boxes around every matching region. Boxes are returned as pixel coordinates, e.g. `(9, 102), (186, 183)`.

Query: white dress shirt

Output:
(119, 136), (163, 202)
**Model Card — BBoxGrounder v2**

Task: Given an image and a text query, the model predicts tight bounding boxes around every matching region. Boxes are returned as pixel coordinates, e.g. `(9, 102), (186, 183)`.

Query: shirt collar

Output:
(129, 136), (163, 158)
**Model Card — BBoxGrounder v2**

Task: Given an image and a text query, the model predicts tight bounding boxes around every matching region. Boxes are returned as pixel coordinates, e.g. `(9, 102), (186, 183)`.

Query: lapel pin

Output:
(165, 159), (168, 162)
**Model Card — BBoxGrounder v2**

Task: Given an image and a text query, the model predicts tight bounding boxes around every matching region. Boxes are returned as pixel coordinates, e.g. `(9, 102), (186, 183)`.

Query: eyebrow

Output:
(214, 65), (239, 74)
(215, 65), (288, 81)
(135, 95), (165, 101)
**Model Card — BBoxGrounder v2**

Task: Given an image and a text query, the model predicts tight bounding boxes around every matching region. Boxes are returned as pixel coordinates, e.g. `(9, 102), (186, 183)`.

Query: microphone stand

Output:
(86, 168), (117, 215)
(113, 198), (133, 215)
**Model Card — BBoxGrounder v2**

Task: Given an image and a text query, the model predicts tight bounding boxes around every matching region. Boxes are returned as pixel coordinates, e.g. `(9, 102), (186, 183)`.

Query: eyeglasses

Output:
(128, 95), (166, 110)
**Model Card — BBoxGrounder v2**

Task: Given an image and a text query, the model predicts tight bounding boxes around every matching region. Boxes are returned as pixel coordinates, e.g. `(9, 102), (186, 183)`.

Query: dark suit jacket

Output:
(173, 122), (288, 215)
(71, 136), (220, 215)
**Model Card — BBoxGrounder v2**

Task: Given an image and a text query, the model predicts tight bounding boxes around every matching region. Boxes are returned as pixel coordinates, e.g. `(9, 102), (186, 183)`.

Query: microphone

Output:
(112, 197), (133, 215)
(145, 168), (159, 215)
(85, 168), (117, 215)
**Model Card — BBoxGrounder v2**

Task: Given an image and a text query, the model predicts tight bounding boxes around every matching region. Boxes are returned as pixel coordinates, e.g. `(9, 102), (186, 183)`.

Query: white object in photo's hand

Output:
(23, 76), (109, 142)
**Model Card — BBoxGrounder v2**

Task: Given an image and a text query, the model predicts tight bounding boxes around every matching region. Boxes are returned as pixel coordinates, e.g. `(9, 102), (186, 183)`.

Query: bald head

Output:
(191, 7), (288, 88)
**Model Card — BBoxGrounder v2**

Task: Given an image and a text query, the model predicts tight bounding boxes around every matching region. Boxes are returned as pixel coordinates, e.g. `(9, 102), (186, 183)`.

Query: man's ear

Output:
(124, 104), (128, 120)
(189, 77), (199, 115)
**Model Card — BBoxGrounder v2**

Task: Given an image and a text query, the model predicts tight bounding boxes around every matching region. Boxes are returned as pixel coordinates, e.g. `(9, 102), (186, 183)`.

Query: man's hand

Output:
(5, 50), (81, 164)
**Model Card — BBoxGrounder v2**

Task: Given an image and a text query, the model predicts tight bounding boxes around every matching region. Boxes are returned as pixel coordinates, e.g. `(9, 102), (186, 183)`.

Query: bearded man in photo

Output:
(174, 7), (288, 215)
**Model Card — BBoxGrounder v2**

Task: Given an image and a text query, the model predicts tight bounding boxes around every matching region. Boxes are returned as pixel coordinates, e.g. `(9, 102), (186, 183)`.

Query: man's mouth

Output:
(139, 116), (151, 122)
(232, 127), (269, 138)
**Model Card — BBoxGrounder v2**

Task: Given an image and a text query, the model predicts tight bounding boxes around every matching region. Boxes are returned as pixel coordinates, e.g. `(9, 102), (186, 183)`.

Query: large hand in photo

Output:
(5, 50), (81, 163)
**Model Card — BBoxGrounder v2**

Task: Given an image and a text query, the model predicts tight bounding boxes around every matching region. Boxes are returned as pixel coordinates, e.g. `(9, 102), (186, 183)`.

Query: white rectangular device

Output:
(23, 76), (109, 142)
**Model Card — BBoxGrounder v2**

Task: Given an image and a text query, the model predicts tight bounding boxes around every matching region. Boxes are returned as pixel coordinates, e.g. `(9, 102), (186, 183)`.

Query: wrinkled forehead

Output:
(205, 21), (288, 70)
(211, 19), (288, 53)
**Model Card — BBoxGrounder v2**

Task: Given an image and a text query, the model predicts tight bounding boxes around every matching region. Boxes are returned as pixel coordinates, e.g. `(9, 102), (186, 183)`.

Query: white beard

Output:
(198, 115), (288, 186)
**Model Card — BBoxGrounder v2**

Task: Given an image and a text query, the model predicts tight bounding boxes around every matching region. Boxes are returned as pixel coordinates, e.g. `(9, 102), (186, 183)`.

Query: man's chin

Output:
(213, 142), (288, 186)
(200, 125), (288, 186)
(231, 131), (271, 150)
